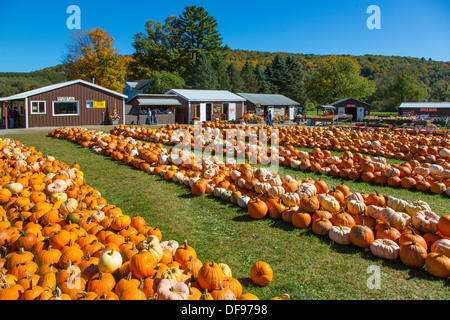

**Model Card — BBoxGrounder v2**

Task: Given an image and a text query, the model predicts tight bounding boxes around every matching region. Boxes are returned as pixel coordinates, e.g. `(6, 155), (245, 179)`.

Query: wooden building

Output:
(0, 79), (127, 129)
(165, 89), (246, 124)
(330, 97), (373, 121)
(398, 102), (450, 118)
(237, 93), (300, 120)
(125, 94), (181, 125)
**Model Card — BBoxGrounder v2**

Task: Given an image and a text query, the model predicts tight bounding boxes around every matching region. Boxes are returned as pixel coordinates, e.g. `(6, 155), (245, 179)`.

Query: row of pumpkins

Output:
(0, 136), (282, 300)
(120, 123), (450, 165)
(50, 127), (450, 280)
(110, 125), (450, 196)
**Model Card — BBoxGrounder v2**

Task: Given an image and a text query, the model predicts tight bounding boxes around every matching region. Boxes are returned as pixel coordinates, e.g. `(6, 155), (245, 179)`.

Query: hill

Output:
(1, 50), (449, 104)
(225, 49), (450, 86)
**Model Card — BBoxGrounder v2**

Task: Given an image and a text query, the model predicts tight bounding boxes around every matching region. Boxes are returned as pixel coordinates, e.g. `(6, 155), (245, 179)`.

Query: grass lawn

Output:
(2, 127), (449, 300)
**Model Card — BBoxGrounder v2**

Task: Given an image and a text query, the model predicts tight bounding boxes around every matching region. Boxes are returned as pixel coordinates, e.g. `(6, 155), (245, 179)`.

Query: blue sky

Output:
(0, 0), (449, 72)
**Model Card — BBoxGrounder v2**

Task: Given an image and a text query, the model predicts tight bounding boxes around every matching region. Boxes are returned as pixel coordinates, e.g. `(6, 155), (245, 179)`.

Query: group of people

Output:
(147, 109), (158, 125)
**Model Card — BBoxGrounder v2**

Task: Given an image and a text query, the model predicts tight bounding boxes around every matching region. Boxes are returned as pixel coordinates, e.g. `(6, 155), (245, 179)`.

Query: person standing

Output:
(153, 109), (158, 125)
(13, 108), (19, 128)
(147, 109), (152, 125)
(268, 111), (273, 126)
(8, 108), (14, 129)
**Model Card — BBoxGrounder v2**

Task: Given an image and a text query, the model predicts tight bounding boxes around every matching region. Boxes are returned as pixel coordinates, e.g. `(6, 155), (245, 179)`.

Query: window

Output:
(86, 101), (94, 109)
(30, 101), (46, 114)
(53, 101), (79, 116)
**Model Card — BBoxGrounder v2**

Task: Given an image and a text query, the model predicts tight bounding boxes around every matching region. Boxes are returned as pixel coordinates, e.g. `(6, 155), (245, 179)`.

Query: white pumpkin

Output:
(98, 249), (123, 273)
(370, 239), (400, 260)
(237, 195), (251, 208)
(328, 225), (351, 245)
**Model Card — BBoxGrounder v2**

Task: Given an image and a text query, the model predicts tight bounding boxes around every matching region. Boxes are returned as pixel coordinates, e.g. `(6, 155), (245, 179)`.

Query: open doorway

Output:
(345, 107), (357, 120)
(206, 103), (213, 121)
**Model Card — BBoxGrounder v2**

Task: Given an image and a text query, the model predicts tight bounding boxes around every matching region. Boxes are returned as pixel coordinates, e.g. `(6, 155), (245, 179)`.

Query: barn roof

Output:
(236, 93), (299, 106)
(399, 102), (450, 109)
(165, 89), (246, 102)
(0, 79), (127, 101)
(330, 97), (373, 108)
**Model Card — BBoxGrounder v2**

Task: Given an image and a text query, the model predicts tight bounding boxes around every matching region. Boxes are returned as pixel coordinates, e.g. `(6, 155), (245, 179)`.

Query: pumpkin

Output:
(399, 240), (428, 268)
(98, 249), (123, 274)
(250, 261), (273, 287)
(398, 227), (428, 250)
(412, 210), (440, 234)
(197, 261), (224, 292)
(330, 212), (356, 228)
(156, 279), (189, 300)
(346, 200), (366, 215)
(405, 200), (431, 217)
(247, 197), (268, 220)
(129, 249), (158, 279)
(86, 271), (116, 296)
(237, 196), (251, 208)
(320, 195), (341, 214)
(431, 239), (450, 257)
(299, 196), (320, 213)
(328, 225), (351, 245)
(437, 215), (450, 237)
(210, 280), (236, 300)
(424, 252), (450, 278)
(349, 223), (374, 248)
(386, 196), (408, 213)
(291, 211), (311, 229)
(370, 239), (400, 260)
(312, 217), (333, 236)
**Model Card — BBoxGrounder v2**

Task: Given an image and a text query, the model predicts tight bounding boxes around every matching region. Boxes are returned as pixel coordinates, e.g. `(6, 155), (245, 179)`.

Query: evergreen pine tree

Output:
(212, 55), (231, 90)
(254, 64), (271, 93)
(227, 63), (245, 92)
(285, 55), (306, 105)
(186, 52), (218, 89)
(240, 61), (259, 93)
(266, 54), (294, 96)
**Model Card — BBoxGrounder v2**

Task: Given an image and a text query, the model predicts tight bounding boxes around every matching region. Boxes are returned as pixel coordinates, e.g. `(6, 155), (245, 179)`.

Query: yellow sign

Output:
(94, 101), (106, 109)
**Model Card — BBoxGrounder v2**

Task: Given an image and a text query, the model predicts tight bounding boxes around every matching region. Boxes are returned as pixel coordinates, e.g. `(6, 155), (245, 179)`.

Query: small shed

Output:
(330, 98), (373, 121)
(237, 93), (300, 120)
(0, 79), (127, 129)
(125, 94), (181, 125)
(165, 89), (246, 124)
(398, 102), (450, 118)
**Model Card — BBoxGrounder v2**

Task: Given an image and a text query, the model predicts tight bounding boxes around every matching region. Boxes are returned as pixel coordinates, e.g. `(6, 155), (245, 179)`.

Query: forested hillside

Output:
(1, 49), (448, 111)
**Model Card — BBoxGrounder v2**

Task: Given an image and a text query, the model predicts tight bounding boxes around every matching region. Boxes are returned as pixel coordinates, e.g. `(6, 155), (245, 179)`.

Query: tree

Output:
(186, 52), (218, 89)
(63, 28), (126, 93)
(227, 63), (245, 92)
(212, 55), (231, 90)
(254, 64), (271, 94)
(264, 54), (294, 95)
(175, 5), (227, 64)
(285, 55), (306, 105)
(147, 71), (185, 94)
(306, 56), (376, 104)
(428, 80), (450, 102)
(240, 61), (259, 93)
(374, 68), (426, 111)
(129, 16), (187, 79)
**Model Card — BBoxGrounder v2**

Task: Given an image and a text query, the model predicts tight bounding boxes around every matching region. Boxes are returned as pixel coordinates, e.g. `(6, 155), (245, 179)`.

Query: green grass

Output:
(2, 127), (450, 300)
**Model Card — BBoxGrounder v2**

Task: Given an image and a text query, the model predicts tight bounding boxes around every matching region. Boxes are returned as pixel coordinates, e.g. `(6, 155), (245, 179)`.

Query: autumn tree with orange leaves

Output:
(63, 28), (130, 93)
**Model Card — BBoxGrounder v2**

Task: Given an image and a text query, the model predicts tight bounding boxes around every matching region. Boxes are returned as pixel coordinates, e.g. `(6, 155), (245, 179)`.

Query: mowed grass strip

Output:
(3, 128), (450, 300)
